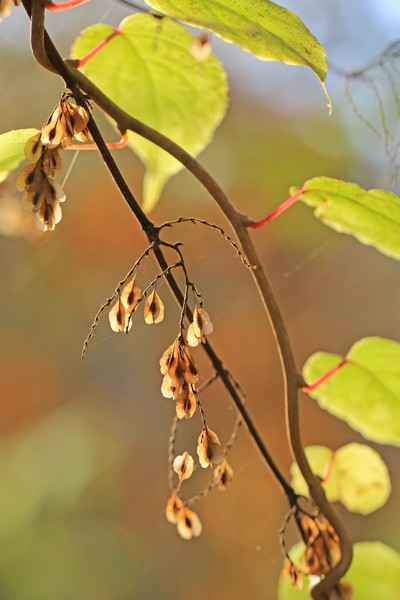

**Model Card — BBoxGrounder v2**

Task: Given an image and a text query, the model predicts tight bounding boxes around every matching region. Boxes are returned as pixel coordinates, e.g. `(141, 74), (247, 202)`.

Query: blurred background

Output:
(1, 1), (400, 598)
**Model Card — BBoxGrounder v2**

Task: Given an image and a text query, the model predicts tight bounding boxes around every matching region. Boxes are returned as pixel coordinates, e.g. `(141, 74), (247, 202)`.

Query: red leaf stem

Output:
(46, 0), (91, 11)
(76, 29), (121, 68)
(322, 453), (335, 483)
(66, 132), (129, 151)
(302, 357), (349, 393)
(249, 186), (306, 229)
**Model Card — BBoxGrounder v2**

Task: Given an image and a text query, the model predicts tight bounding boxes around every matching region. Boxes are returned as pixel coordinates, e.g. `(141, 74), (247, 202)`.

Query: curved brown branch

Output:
(21, 0), (294, 502)
(22, 2), (352, 596)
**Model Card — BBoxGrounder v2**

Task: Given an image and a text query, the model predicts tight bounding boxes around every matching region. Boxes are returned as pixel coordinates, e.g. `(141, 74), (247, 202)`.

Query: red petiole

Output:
(46, 0), (91, 11)
(249, 186), (306, 229)
(302, 357), (349, 393)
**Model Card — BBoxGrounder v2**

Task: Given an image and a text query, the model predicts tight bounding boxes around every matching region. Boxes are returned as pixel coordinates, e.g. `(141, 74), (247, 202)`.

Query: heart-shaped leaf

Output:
(0, 129), (40, 182)
(303, 337), (400, 446)
(290, 443), (391, 514)
(144, 0), (328, 82)
(292, 177), (400, 260)
(71, 14), (228, 212)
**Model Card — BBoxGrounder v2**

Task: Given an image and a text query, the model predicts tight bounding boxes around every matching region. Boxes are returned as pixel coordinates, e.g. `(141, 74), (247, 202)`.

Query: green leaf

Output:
(303, 337), (400, 446)
(292, 176), (400, 260)
(278, 541), (400, 600)
(290, 444), (391, 514)
(144, 0), (328, 82)
(70, 14), (227, 212)
(0, 129), (40, 182)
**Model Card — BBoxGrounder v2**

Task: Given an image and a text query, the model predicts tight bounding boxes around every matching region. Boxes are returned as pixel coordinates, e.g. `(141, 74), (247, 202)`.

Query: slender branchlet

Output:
(81, 242), (156, 358)
(158, 217), (255, 268)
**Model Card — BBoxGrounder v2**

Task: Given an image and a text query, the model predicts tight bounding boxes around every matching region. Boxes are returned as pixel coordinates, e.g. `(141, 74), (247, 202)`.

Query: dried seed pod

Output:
(301, 514), (341, 576)
(197, 425), (224, 468)
(108, 295), (132, 333)
(144, 288), (164, 324)
(282, 559), (303, 590)
(187, 305), (213, 347)
(190, 32), (211, 62)
(214, 460), (234, 491)
(173, 451), (195, 482)
(176, 506), (202, 540)
(165, 490), (184, 525)
(120, 276), (142, 314)
(175, 383), (197, 419)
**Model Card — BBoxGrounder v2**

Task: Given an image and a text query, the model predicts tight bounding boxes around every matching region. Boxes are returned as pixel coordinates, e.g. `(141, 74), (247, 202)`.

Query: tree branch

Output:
(22, 0), (295, 503)
(22, 2), (353, 595)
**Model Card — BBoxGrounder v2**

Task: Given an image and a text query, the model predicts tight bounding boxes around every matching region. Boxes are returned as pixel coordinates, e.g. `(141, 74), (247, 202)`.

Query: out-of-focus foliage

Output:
(71, 13), (227, 212)
(290, 443), (391, 514)
(0, 403), (141, 600)
(144, 0), (328, 81)
(303, 337), (400, 446)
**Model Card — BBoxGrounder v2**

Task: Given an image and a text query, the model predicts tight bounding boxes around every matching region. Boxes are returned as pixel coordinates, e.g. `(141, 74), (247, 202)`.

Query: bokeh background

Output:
(1, 1), (400, 599)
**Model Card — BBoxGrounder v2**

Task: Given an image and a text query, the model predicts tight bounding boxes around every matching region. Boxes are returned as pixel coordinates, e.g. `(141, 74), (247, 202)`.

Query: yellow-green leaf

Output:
(292, 176), (400, 260)
(0, 129), (40, 182)
(291, 444), (391, 514)
(144, 0), (328, 82)
(70, 14), (227, 212)
(303, 337), (400, 446)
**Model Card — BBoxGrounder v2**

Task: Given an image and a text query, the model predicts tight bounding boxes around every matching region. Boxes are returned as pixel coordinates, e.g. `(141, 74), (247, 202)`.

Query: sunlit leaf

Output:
(278, 541), (400, 600)
(303, 337), (400, 446)
(0, 128), (40, 182)
(144, 0), (328, 82)
(71, 14), (227, 211)
(292, 176), (400, 260)
(291, 444), (391, 514)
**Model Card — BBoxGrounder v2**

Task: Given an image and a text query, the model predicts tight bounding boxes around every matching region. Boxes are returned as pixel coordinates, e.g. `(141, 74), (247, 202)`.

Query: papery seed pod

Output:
(176, 506), (202, 540)
(168, 345), (187, 386)
(62, 97), (92, 143)
(187, 305), (213, 347)
(282, 559), (303, 590)
(42, 147), (63, 176)
(0, 0), (16, 20)
(190, 32), (211, 62)
(214, 460), (234, 491)
(161, 373), (175, 399)
(24, 132), (43, 162)
(160, 340), (177, 375)
(41, 105), (70, 148)
(35, 198), (63, 232)
(173, 451), (195, 482)
(108, 295), (132, 333)
(180, 343), (199, 384)
(165, 490), (184, 525)
(121, 276), (142, 314)
(144, 288), (164, 324)
(197, 425), (224, 468)
(301, 515), (341, 576)
(175, 383), (197, 419)
(16, 163), (37, 193)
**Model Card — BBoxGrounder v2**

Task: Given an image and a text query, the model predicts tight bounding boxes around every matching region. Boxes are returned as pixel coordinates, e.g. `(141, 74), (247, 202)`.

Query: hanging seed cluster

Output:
(17, 93), (92, 231)
(106, 261), (235, 539)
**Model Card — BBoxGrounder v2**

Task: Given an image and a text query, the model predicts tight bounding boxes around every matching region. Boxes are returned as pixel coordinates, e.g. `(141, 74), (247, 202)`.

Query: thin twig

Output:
(167, 414), (178, 492)
(158, 216), (254, 268)
(81, 242), (155, 359)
